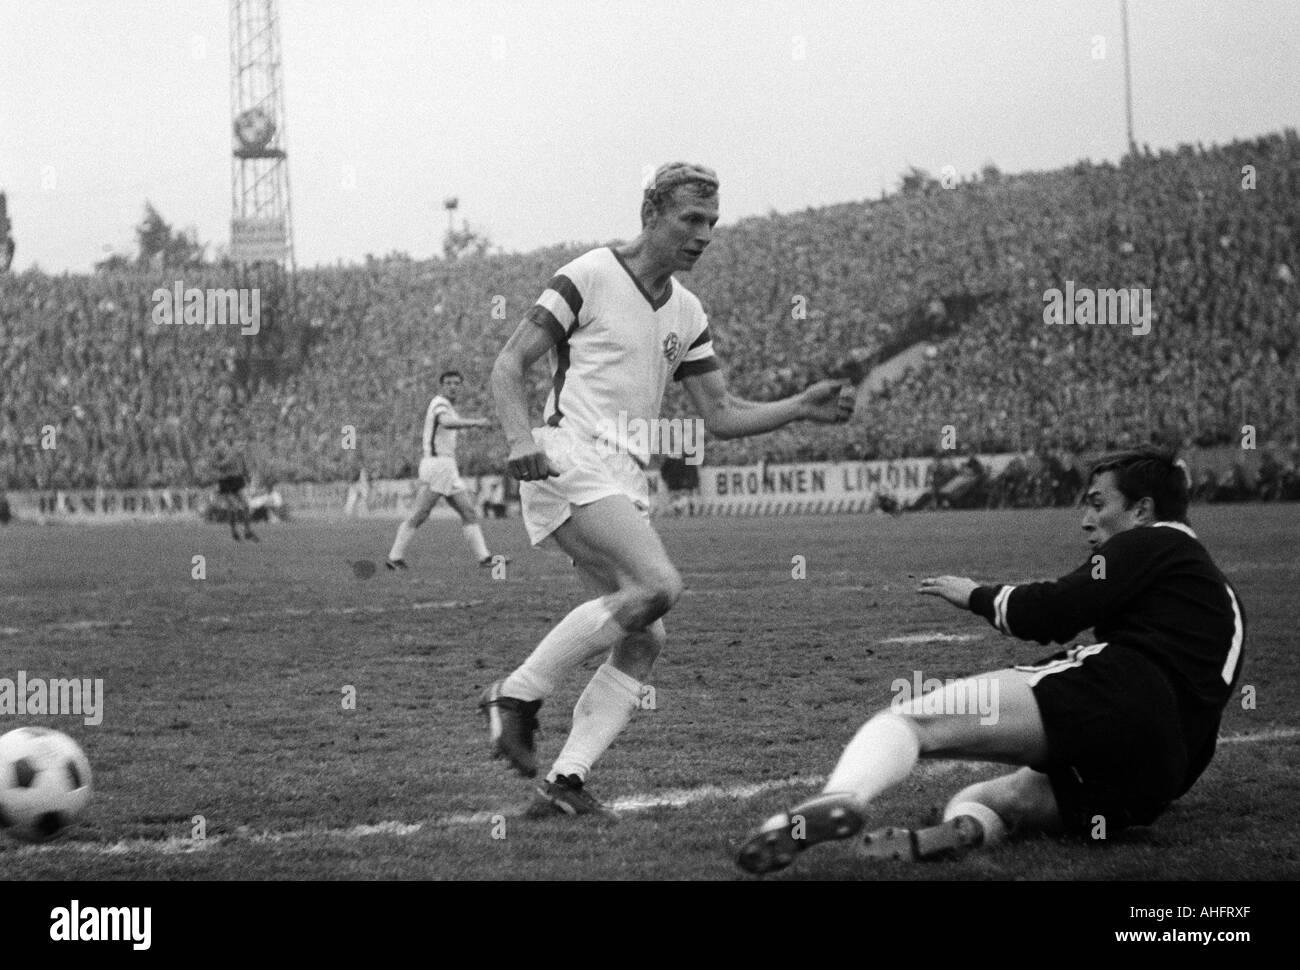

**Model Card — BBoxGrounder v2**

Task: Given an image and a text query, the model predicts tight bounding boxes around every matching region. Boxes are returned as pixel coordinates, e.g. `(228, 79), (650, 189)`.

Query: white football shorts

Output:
(520, 424), (650, 546)
(418, 456), (467, 496)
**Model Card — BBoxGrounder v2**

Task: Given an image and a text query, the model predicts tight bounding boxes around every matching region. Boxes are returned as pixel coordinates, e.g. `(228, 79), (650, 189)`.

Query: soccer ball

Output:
(0, 727), (93, 843)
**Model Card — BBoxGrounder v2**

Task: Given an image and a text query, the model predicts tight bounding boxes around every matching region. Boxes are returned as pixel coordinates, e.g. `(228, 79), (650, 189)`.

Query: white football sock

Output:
(462, 523), (490, 561)
(823, 711), (921, 806)
(943, 800), (1007, 847)
(549, 663), (642, 782)
(388, 520), (417, 561)
(501, 597), (623, 701)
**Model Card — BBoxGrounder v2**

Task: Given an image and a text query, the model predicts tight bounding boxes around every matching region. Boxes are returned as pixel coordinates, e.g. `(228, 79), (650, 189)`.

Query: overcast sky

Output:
(2, 0), (1297, 273)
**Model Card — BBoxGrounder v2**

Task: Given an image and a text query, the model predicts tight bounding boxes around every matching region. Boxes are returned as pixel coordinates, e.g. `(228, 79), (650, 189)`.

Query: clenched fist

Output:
(506, 442), (560, 482)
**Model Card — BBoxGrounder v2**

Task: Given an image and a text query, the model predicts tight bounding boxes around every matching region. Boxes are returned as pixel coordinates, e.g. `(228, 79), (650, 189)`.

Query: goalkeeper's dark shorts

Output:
(1018, 642), (1221, 835)
(217, 475), (247, 496)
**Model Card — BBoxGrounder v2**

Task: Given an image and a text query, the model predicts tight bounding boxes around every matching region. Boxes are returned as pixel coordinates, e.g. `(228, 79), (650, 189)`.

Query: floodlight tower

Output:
(1121, 0), (1136, 155)
(230, 0), (294, 268)
(230, 0), (297, 384)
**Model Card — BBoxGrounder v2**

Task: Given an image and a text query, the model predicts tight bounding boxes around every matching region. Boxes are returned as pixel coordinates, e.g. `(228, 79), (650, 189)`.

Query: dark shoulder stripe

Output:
(687, 325), (712, 351)
(547, 274), (583, 320)
(674, 356), (720, 381)
(525, 304), (567, 345)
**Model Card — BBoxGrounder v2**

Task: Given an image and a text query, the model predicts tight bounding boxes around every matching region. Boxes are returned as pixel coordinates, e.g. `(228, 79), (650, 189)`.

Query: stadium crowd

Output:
(917, 446), (1300, 509)
(3, 132), (1297, 504)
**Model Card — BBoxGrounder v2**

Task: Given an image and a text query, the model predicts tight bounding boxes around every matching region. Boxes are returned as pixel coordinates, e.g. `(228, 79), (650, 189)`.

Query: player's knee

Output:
(860, 709), (924, 753)
(886, 699), (939, 746)
(625, 569), (682, 626)
(644, 567), (683, 617)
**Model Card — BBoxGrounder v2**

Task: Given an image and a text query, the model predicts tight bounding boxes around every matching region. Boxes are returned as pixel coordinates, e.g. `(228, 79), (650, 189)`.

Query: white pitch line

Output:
(684, 585), (872, 597)
(612, 774), (819, 811)
(12, 728), (1297, 858)
(879, 633), (985, 644)
(16, 730), (1290, 858)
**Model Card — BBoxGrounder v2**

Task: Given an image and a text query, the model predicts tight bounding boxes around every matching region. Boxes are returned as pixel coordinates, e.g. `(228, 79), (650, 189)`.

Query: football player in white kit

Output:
(385, 370), (506, 570)
(483, 162), (854, 816)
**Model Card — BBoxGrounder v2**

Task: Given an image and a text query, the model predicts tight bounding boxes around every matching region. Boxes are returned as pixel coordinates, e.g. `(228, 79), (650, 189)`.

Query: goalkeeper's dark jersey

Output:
(968, 522), (1245, 716)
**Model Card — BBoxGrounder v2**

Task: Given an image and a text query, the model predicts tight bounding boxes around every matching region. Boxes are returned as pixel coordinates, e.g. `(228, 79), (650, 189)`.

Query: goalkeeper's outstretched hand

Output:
(917, 575), (978, 610)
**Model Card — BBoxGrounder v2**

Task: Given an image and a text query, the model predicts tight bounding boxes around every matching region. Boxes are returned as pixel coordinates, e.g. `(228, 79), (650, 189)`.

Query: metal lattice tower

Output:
(230, 0), (295, 271)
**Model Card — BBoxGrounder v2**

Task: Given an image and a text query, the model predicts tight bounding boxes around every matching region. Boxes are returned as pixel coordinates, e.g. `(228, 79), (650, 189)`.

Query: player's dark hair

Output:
(439, 370), (463, 383)
(1087, 447), (1190, 523)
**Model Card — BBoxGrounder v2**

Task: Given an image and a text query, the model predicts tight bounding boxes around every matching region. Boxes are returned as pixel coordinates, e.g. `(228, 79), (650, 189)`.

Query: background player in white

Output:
(386, 370), (505, 569)
(483, 162), (854, 816)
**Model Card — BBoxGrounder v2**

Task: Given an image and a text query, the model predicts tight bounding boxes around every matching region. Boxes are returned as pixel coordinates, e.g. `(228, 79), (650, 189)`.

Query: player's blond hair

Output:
(642, 162), (719, 225)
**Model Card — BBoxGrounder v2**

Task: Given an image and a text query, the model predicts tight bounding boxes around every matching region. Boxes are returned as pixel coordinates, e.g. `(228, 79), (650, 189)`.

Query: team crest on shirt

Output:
(663, 332), (682, 364)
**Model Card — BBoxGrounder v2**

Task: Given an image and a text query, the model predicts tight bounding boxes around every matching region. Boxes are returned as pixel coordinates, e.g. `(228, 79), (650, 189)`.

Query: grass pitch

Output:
(1, 505), (1296, 879)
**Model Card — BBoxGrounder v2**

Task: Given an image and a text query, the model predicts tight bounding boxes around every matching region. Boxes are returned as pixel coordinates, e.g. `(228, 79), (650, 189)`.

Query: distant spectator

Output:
(343, 466), (371, 516)
(1257, 450), (1282, 501)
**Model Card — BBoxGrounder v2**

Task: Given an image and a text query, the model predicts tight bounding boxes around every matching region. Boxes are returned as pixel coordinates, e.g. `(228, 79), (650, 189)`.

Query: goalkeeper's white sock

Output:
(943, 800), (1007, 848)
(502, 597), (624, 701)
(462, 523), (490, 561)
(549, 663), (642, 782)
(388, 520), (417, 561)
(823, 712), (921, 807)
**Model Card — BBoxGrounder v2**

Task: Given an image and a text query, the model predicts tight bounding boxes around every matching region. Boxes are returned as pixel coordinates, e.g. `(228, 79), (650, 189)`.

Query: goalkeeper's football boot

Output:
(478, 681), (541, 777)
(735, 792), (864, 875)
(525, 773), (615, 819)
(856, 815), (986, 863)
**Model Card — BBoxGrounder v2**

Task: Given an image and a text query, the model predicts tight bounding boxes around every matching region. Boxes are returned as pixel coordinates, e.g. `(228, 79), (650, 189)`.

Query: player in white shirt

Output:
(385, 370), (505, 570)
(483, 162), (855, 816)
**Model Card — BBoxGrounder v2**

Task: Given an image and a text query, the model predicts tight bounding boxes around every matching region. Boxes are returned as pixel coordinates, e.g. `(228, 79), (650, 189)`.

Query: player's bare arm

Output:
(681, 366), (854, 439)
(436, 415), (492, 430)
(490, 316), (561, 480)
